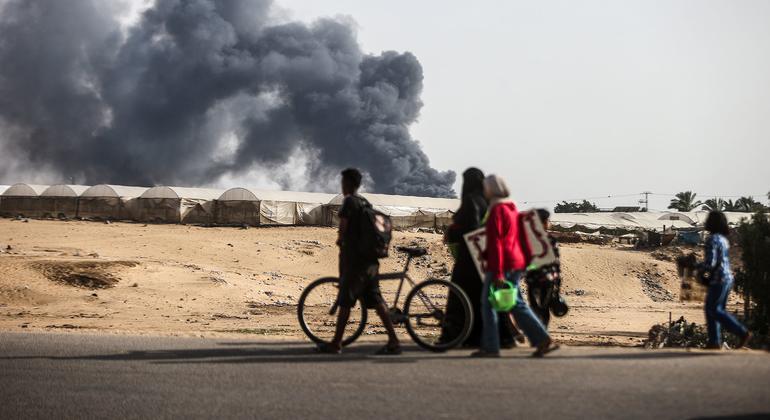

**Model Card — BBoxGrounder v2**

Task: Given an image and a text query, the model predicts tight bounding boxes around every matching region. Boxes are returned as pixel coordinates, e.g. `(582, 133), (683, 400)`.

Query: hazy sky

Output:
(278, 0), (770, 210)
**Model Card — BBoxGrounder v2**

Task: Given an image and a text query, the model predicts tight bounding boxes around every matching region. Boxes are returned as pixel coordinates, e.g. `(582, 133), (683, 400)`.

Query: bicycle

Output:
(297, 246), (473, 352)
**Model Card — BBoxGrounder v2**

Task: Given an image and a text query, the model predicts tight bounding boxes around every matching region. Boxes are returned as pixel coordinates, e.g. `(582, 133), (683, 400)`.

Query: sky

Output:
(277, 0), (770, 210)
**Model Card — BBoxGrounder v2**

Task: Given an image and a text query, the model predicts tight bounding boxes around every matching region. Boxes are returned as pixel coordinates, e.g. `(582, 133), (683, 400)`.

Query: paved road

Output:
(1, 332), (769, 420)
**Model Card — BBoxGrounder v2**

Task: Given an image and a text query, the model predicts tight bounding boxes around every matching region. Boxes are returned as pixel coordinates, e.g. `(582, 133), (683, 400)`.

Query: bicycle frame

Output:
(325, 251), (444, 321)
(377, 253), (443, 319)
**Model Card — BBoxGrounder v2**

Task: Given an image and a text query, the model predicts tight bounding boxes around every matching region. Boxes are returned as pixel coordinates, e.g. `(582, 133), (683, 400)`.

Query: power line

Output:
(521, 193), (639, 204)
(651, 192), (768, 198)
(521, 191), (769, 206)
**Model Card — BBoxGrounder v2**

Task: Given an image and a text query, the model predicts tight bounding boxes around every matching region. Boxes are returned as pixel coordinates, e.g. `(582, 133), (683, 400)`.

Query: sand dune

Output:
(0, 219), (713, 345)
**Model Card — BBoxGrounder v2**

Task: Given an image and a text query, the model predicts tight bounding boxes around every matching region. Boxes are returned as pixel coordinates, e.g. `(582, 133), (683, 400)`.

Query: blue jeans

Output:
(705, 280), (748, 346)
(481, 271), (550, 352)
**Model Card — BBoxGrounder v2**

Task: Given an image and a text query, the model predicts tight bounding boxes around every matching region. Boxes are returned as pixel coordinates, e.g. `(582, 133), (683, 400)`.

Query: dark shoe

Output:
(470, 350), (501, 358)
(532, 339), (560, 358)
(315, 343), (341, 354)
(500, 341), (516, 350)
(737, 332), (752, 349)
(375, 344), (402, 356)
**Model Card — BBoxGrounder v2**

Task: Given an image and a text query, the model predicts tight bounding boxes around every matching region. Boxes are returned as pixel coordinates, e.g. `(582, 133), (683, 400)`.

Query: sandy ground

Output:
(0, 218), (722, 346)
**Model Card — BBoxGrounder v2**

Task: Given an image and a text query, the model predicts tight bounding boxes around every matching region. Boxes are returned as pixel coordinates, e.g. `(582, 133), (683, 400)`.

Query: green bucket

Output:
(489, 281), (517, 312)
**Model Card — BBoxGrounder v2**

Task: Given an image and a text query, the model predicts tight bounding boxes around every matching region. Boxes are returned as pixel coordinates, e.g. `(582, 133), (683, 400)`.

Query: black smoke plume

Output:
(0, 0), (456, 197)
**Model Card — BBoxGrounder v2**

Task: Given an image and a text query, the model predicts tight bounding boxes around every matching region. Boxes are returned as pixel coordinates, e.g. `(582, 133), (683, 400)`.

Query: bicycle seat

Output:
(397, 246), (428, 257)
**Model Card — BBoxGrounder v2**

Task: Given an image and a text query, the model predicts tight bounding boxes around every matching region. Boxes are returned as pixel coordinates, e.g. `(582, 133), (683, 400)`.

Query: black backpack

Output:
(359, 199), (393, 259)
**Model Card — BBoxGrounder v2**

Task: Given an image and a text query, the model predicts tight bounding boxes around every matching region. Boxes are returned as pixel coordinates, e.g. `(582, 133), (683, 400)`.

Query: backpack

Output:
(359, 199), (393, 259)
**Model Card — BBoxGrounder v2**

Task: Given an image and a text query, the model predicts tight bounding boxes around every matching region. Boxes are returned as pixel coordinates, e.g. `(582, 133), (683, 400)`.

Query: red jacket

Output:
(485, 201), (527, 279)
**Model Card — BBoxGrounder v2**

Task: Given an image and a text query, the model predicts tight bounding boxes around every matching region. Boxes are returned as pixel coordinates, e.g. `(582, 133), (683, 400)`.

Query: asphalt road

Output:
(1, 332), (769, 420)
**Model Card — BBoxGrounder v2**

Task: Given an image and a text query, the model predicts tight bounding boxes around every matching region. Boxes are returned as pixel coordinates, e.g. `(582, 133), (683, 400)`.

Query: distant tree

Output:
(702, 198), (726, 212)
(735, 196), (766, 212)
(554, 200), (600, 213)
(668, 191), (701, 212)
(723, 199), (740, 212)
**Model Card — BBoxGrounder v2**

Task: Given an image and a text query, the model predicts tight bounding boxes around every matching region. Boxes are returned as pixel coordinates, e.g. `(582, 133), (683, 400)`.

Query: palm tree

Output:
(723, 199), (740, 212)
(735, 196), (765, 212)
(702, 198), (725, 212)
(668, 191), (702, 212)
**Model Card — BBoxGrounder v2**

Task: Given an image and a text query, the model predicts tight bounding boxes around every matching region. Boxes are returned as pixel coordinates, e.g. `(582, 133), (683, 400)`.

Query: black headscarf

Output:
(452, 167), (487, 230)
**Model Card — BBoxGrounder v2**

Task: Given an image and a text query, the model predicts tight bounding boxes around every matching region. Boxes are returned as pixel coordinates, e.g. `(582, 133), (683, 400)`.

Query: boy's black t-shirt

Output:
(339, 194), (368, 260)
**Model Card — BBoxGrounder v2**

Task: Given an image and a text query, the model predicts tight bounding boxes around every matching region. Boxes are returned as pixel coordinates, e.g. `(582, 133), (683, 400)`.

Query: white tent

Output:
(326, 193), (459, 229)
(679, 211), (751, 227)
(137, 186), (223, 223)
(0, 185), (9, 195)
(42, 185), (89, 215)
(549, 210), (755, 232)
(38, 185), (90, 218)
(0, 183), (49, 217)
(255, 190), (336, 225)
(79, 184), (148, 220)
(215, 188), (336, 226)
(215, 188), (260, 226)
(550, 212), (694, 232)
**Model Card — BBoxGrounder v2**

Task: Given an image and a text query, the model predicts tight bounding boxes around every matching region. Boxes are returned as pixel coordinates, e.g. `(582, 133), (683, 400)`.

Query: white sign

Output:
(463, 210), (559, 280)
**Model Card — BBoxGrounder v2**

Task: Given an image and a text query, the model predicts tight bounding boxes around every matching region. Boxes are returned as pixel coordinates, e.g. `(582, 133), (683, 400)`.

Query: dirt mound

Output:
(30, 260), (138, 289)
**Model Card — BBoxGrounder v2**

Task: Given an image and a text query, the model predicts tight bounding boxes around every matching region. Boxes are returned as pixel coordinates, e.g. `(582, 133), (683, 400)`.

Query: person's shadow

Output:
(1, 341), (723, 365)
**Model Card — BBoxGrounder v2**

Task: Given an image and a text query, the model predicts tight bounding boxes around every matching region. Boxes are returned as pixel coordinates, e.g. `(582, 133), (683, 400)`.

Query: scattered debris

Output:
(263, 271), (283, 280)
(206, 276), (228, 285)
(639, 273), (674, 302)
(644, 316), (740, 349)
(651, 247), (687, 263)
(212, 313), (249, 320)
(567, 289), (586, 296)
(45, 324), (82, 329)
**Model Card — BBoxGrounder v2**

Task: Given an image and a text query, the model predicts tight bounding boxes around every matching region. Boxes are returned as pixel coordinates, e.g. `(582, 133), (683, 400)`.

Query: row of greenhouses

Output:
(0, 183), (460, 229)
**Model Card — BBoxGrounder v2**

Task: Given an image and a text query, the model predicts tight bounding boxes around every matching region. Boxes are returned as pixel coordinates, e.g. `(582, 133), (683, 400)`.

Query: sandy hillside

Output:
(0, 218), (718, 346)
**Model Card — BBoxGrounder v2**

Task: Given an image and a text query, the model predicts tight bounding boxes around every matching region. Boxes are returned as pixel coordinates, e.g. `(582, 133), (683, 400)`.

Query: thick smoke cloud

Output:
(0, 0), (456, 197)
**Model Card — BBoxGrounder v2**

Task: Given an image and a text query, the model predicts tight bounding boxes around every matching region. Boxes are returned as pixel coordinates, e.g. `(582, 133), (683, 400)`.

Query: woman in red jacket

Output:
(472, 174), (559, 358)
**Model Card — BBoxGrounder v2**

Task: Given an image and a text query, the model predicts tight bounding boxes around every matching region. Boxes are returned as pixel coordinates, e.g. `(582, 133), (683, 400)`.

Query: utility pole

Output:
(639, 191), (652, 211)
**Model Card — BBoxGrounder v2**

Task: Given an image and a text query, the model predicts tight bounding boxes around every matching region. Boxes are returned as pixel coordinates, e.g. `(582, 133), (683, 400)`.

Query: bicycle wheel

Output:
(297, 277), (367, 346)
(403, 278), (472, 352)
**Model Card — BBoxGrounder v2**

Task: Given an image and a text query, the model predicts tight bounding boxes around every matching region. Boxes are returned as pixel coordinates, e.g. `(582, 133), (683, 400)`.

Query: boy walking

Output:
(317, 168), (401, 355)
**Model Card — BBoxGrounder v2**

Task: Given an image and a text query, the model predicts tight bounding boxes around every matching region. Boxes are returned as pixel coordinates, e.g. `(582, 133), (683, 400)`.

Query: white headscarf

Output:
(484, 174), (513, 207)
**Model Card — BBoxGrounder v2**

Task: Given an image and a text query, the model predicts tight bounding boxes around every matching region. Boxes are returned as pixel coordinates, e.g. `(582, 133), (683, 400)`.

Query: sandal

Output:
(737, 332), (752, 349)
(532, 340), (560, 358)
(315, 343), (342, 354)
(375, 344), (402, 355)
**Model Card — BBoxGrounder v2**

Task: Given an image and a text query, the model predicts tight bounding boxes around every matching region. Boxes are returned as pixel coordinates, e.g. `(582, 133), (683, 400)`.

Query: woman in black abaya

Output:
(441, 168), (516, 347)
